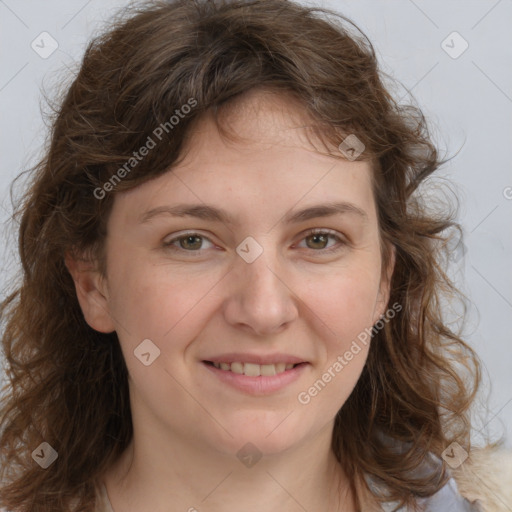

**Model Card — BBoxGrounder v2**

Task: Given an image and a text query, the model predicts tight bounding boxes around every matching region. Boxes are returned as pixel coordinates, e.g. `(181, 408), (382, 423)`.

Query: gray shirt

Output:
(372, 476), (482, 511)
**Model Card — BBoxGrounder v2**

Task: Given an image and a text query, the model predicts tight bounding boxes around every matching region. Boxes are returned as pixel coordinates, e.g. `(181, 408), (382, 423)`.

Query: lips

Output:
(201, 353), (309, 394)
(202, 360), (308, 395)
(203, 353), (306, 376)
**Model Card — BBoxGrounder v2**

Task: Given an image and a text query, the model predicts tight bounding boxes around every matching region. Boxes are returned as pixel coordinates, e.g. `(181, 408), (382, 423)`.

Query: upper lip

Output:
(203, 353), (307, 365)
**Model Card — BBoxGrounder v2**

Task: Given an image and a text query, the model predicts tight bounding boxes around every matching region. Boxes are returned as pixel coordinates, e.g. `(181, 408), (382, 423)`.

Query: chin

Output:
(211, 416), (308, 458)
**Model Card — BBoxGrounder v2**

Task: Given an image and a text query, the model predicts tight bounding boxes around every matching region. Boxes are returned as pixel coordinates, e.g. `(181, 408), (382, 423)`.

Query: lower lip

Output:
(202, 362), (309, 395)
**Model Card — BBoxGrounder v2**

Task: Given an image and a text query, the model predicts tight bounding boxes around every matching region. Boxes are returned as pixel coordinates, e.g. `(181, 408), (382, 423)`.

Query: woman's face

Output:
(86, 90), (394, 458)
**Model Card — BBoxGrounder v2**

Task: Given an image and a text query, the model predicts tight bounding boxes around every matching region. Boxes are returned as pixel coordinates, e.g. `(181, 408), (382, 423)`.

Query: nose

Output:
(222, 245), (299, 336)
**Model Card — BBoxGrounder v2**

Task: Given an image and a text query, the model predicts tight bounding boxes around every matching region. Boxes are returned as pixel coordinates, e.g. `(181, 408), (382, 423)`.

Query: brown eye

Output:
(296, 229), (346, 254)
(178, 235), (203, 250)
(163, 232), (215, 253)
(305, 233), (330, 250)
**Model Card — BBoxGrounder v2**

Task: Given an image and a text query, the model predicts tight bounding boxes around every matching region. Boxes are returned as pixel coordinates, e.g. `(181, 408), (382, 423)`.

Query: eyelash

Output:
(162, 229), (346, 256)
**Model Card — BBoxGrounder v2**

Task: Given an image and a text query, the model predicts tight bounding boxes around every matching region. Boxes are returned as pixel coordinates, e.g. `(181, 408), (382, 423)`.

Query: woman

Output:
(1, 1), (510, 511)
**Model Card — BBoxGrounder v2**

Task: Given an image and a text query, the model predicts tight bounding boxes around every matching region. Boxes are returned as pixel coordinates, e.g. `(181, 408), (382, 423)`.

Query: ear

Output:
(372, 243), (396, 324)
(64, 250), (116, 333)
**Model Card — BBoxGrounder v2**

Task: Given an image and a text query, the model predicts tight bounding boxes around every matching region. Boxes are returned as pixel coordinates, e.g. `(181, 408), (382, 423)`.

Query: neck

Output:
(103, 416), (355, 512)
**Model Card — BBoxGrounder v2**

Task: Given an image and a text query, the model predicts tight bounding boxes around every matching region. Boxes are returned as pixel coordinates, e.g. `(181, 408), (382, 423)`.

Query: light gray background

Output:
(1, 0), (511, 448)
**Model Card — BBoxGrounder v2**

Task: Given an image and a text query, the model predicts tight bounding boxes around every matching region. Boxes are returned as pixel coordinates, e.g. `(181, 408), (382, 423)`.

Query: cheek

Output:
(316, 348), (369, 417)
(304, 265), (381, 346)
(106, 255), (223, 359)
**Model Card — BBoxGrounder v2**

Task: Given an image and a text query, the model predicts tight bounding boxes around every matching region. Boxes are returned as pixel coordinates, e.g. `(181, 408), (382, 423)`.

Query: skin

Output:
(66, 89), (395, 512)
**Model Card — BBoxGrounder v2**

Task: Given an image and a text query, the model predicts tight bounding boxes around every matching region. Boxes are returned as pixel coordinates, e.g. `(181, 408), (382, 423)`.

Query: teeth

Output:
(231, 362), (244, 374)
(244, 363), (260, 377)
(260, 364), (276, 376)
(210, 361), (298, 376)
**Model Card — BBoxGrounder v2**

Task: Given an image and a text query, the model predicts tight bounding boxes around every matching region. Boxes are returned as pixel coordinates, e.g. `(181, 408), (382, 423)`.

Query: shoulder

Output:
(451, 444), (512, 512)
(358, 438), (489, 512)
(410, 477), (482, 511)
(362, 473), (482, 512)
(365, 431), (511, 512)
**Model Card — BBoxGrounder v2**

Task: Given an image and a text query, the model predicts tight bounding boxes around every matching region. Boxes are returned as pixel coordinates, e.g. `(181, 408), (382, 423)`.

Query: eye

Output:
(163, 232), (215, 252)
(162, 229), (346, 256)
(295, 229), (346, 253)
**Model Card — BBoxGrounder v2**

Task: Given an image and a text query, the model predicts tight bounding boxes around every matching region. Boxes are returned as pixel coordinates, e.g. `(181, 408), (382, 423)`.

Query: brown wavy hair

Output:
(0, 0), (484, 510)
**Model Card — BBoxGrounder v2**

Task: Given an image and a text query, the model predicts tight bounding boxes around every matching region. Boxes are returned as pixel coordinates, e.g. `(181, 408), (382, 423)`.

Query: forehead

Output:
(173, 88), (374, 192)
(184, 88), (341, 157)
(109, 89), (377, 227)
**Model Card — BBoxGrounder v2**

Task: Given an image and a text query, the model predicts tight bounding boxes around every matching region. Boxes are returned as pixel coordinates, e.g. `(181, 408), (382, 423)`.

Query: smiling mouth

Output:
(203, 361), (304, 377)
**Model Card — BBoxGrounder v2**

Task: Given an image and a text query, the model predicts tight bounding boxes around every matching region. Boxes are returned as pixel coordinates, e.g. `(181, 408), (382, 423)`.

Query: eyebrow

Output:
(138, 201), (368, 225)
